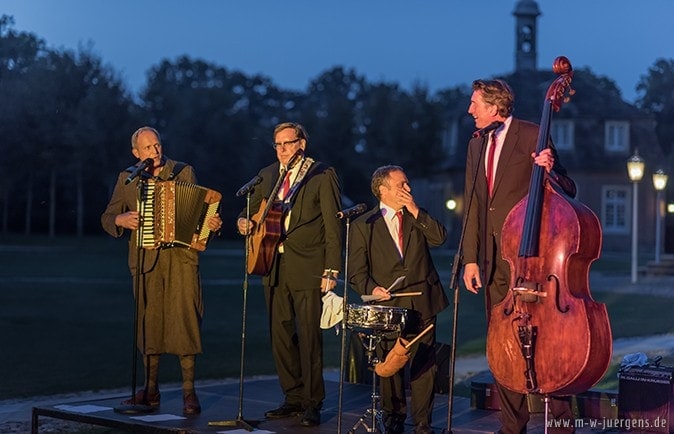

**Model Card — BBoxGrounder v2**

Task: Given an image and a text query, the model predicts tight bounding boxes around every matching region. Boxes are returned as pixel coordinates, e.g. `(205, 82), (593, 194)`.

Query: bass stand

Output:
(209, 188), (257, 431)
(115, 175), (156, 414)
(442, 131), (491, 433)
(348, 332), (385, 434)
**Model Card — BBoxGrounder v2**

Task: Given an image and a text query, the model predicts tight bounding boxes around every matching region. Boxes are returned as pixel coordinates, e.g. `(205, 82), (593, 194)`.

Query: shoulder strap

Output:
(283, 157), (316, 204)
(168, 161), (187, 180)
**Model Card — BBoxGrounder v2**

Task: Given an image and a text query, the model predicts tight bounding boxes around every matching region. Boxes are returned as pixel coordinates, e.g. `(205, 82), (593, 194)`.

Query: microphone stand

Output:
(209, 189), (256, 431)
(442, 134), (489, 433)
(336, 214), (354, 434)
(115, 176), (155, 414)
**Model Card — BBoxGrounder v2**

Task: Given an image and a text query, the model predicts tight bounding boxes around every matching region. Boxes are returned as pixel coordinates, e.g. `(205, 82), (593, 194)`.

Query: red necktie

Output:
(395, 211), (404, 254)
(486, 132), (497, 196)
(277, 171), (291, 200)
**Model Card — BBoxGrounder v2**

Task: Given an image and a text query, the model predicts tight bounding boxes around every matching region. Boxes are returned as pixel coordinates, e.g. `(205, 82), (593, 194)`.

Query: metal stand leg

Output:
(544, 395), (549, 434)
(349, 333), (385, 434)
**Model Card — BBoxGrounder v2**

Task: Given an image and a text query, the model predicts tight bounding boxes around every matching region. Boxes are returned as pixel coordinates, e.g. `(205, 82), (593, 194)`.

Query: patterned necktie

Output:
(486, 132), (497, 196)
(395, 211), (404, 255)
(277, 171), (291, 200)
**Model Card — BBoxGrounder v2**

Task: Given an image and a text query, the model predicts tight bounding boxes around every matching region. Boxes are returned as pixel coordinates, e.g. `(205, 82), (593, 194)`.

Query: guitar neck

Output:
(260, 168), (288, 223)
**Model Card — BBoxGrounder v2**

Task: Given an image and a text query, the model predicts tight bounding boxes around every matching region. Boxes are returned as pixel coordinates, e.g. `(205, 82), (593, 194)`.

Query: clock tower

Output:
(513, 0), (541, 71)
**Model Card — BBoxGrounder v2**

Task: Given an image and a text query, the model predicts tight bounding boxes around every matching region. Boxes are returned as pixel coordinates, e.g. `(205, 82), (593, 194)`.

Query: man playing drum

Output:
(348, 165), (449, 434)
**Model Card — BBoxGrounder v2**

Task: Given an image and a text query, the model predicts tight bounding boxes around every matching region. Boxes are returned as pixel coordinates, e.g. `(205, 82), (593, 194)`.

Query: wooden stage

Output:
(31, 374), (625, 434)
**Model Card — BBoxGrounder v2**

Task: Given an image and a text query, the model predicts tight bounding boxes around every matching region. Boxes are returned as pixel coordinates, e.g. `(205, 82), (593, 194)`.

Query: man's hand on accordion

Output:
(116, 211), (140, 230)
(207, 213), (223, 234)
(237, 217), (255, 236)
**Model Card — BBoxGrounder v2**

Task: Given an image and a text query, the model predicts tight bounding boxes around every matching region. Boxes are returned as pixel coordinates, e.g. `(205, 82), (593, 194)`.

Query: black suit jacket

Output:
(240, 157), (342, 289)
(348, 207), (449, 320)
(462, 117), (576, 300)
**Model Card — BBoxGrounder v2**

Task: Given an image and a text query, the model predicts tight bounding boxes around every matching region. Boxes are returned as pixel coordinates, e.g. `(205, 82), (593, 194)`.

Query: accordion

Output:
(137, 180), (221, 251)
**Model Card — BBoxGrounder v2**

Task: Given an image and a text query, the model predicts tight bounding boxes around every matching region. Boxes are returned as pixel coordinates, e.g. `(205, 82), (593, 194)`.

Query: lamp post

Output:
(627, 151), (645, 283)
(653, 169), (668, 264)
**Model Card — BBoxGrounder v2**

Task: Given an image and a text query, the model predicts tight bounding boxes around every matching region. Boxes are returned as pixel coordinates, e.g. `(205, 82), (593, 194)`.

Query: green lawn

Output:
(0, 235), (672, 399)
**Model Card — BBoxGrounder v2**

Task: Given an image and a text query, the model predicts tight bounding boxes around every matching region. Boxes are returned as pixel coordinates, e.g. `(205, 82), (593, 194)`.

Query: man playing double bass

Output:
(461, 79), (577, 433)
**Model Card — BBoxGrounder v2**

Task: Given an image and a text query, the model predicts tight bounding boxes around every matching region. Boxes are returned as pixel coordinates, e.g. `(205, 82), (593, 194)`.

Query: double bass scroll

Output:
(486, 56), (612, 396)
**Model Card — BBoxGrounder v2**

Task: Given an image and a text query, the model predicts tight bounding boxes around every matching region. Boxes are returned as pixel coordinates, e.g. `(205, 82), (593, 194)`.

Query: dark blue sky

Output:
(4, 0), (673, 103)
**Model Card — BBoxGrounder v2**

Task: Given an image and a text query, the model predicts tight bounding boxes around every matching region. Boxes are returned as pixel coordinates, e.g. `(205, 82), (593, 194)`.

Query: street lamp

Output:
(627, 151), (645, 283)
(653, 169), (668, 264)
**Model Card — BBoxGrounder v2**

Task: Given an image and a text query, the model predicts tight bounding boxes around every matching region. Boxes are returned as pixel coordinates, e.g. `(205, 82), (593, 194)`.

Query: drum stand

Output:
(348, 332), (385, 434)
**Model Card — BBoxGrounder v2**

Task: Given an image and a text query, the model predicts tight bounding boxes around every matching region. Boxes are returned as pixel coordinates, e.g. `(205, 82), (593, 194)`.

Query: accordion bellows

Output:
(138, 180), (221, 251)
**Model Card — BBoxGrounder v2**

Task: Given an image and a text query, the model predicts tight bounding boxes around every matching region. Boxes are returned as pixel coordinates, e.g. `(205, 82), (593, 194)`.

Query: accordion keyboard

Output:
(137, 180), (159, 249)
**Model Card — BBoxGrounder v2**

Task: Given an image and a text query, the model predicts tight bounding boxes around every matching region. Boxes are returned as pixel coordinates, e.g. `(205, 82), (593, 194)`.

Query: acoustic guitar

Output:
(247, 150), (302, 275)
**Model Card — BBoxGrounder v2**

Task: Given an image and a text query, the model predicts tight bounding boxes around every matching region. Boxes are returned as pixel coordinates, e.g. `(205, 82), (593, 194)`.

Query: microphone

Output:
(336, 203), (367, 220)
(472, 121), (504, 138)
(124, 158), (154, 185)
(236, 175), (262, 197)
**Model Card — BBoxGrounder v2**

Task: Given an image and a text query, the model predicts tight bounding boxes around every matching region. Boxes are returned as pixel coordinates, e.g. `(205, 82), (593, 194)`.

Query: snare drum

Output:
(346, 304), (407, 332)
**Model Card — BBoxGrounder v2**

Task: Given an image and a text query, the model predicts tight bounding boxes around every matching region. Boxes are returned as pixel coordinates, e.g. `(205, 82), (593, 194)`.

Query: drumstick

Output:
(360, 276), (408, 303)
(404, 324), (434, 349)
(390, 291), (422, 298)
(360, 291), (421, 302)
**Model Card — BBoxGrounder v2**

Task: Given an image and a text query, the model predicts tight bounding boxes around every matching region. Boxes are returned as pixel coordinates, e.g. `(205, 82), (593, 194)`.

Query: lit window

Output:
(602, 186), (629, 234)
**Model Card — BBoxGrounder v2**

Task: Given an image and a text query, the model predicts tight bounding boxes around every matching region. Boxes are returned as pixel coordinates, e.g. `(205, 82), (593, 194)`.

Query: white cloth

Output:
(320, 291), (344, 329)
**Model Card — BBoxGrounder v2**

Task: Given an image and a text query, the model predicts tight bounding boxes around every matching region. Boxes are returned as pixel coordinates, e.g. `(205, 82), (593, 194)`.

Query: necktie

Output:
(395, 211), (404, 255)
(277, 171), (291, 200)
(486, 132), (497, 196)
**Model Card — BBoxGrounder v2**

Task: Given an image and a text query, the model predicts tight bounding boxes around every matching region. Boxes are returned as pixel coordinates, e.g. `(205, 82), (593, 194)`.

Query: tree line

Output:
(2, 15), (674, 239)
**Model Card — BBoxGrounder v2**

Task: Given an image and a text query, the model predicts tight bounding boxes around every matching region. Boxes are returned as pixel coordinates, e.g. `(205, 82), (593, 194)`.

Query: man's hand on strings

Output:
(533, 148), (555, 173)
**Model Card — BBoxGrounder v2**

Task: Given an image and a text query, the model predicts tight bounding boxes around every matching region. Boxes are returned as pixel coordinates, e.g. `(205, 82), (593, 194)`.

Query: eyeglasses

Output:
(272, 138), (301, 149)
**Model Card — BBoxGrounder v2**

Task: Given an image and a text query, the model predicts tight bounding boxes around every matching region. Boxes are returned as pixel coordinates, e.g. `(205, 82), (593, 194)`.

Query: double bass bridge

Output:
(507, 275), (570, 313)
(512, 278), (546, 303)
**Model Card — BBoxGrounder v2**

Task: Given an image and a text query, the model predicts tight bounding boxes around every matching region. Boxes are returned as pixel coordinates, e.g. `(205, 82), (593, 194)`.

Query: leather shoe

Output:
(265, 402), (303, 419)
(300, 407), (321, 427)
(182, 392), (201, 415)
(414, 422), (434, 434)
(121, 388), (160, 407)
(384, 413), (405, 434)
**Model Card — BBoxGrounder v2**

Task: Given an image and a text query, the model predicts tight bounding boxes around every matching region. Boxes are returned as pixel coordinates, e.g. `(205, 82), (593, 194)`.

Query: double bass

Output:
(486, 56), (612, 396)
